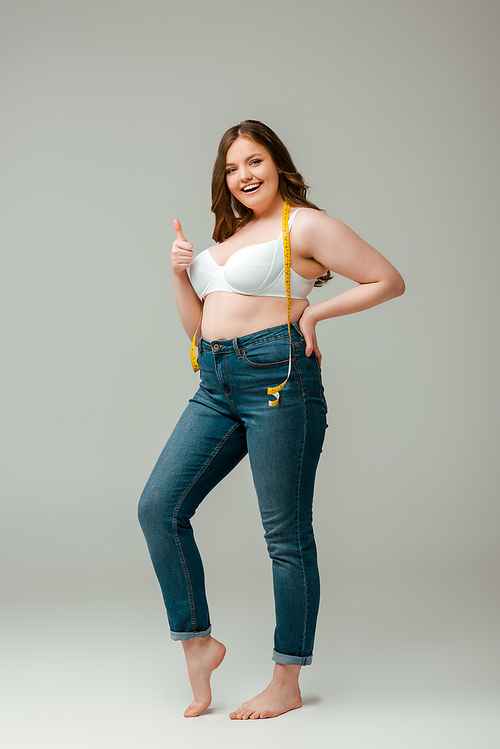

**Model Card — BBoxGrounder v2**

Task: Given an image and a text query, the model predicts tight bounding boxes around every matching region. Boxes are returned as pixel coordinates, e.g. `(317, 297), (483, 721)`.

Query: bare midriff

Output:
(201, 292), (309, 342)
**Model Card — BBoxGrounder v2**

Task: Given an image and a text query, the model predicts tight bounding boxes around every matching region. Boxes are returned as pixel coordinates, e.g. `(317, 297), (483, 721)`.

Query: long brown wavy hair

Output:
(211, 119), (332, 287)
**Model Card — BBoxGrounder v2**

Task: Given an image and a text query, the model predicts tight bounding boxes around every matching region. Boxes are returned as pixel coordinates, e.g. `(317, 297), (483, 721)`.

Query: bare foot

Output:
(229, 664), (302, 720)
(182, 635), (226, 717)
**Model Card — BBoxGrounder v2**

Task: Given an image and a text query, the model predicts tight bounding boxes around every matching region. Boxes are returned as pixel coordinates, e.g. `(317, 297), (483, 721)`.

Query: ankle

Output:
(181, 634), (212, 655)
(272, 663), (301, 687)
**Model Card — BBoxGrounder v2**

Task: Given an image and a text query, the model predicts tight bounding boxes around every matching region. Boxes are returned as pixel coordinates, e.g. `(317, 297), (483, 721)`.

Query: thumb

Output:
(173, 219), (187, 242)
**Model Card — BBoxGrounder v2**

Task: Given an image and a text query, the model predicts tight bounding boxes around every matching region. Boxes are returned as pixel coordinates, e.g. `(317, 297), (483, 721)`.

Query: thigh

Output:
(245, 394), (327, 536)
(140, 398), (248, 520)
(236, 332), (328, 531)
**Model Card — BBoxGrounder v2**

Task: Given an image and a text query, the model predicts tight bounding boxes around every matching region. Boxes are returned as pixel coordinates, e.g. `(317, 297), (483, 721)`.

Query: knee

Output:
(263, 521), (315, 561)
(137, 483), (164, 533)
(137, 490), (150, 531)
(137, 482), (187, 539)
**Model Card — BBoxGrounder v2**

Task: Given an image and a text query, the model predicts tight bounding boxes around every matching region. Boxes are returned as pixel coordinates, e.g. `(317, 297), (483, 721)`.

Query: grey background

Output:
(1, 0), (499, 747)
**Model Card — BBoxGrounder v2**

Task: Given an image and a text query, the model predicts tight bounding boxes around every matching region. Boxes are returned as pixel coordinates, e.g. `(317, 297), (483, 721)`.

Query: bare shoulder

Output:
(292, 207), (346, 233)
(291, 207), (345, 256)
(292, 206), (405, 288)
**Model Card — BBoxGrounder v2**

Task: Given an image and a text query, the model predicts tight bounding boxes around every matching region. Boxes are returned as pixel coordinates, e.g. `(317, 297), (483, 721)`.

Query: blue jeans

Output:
(138, 322), (328, 666)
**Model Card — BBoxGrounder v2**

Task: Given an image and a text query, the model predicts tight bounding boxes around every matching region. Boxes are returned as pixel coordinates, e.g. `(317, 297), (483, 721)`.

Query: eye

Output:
(250, 159), (262, 165)
(226, 167), (236, 175)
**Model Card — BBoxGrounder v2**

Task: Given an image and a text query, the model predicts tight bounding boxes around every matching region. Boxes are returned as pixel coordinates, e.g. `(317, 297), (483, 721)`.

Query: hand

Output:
(171, 219), (194, 273)
(298, 307), (322, 366)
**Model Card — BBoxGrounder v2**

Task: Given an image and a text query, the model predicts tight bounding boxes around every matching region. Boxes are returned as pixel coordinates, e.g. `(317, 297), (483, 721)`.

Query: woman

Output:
(138, 120), (405, 720)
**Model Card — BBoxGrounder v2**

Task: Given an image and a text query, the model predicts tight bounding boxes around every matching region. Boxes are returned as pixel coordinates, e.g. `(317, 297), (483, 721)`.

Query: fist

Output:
(171, 219), (194, 273)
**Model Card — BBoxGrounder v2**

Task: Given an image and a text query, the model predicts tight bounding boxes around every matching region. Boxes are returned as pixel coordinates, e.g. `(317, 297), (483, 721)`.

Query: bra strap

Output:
(287, 207), (302, 230)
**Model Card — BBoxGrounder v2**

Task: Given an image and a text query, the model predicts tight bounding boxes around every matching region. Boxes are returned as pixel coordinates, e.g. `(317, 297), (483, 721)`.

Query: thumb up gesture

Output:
(171, 219), (194, 273)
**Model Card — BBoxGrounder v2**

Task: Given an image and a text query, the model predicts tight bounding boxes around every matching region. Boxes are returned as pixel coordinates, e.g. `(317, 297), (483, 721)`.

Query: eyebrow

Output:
(225, 152), (264, 167)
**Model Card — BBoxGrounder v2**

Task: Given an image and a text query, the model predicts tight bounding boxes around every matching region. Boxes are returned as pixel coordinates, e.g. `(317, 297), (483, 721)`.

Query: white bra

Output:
(188, 208), (316, 300)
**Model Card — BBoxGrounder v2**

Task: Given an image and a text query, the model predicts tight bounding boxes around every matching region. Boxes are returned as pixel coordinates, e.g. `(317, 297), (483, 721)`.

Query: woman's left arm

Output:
(297, 211), (406, 364)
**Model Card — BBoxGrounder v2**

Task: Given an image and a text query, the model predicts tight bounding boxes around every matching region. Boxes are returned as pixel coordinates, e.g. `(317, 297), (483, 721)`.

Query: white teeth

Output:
(242, 183), (261, 192)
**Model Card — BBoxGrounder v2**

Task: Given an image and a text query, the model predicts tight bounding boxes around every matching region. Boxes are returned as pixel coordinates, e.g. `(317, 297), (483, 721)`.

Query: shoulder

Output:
(292, 207), (345, 234)
(290, 208), (346, 254)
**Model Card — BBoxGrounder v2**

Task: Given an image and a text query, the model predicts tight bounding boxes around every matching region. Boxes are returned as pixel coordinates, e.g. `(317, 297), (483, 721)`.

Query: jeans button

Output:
(213, 343), (220, 350)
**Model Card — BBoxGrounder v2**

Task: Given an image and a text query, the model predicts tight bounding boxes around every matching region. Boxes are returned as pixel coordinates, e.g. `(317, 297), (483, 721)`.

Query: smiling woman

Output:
(226, 143), (278, 201)
(210, 121), (331, 289)
(138, 119), (405, 721)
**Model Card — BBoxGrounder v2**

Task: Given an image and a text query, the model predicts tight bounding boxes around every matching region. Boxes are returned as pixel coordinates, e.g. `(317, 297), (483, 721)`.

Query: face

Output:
(225, 136), (280, 211)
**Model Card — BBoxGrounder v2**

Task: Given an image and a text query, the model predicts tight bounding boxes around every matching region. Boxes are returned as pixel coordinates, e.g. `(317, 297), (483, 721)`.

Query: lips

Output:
(241, 182), (262, 194)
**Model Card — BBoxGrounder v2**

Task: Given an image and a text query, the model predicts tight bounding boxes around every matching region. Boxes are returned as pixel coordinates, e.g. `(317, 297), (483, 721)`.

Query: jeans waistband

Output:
(199, 321), (304, 356)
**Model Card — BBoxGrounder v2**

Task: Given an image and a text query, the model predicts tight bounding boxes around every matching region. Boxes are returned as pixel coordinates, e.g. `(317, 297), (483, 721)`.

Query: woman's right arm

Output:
(171, 219), (203, 340)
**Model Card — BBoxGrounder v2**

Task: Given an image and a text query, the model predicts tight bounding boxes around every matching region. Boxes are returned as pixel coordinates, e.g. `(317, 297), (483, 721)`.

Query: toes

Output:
(229, 701), (279, 720)
(184, 700), (208, 718)
(250, 710), (269, 719)
(228, 705), (279, 720)
(229, 703), (250, 720)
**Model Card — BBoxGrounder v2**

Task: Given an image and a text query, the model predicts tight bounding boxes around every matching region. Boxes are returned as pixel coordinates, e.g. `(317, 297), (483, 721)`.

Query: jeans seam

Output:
(172, 421), (242, 631)
(221, 356), (242, 419)
(293, 348), (306, 398)
(206, 354), (239, 420)
(298, 397), (309, 657)
(293, 354), (311, 656)
(222, 355), (232, 396)
(314, 355), (328, 410)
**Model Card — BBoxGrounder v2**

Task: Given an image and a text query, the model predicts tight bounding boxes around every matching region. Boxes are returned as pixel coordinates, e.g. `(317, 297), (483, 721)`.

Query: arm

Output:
(171, 219), (203, 340)
(295, 211), (405, 364)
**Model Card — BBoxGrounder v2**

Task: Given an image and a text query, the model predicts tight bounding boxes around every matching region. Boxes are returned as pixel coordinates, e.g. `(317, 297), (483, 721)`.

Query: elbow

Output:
(377, 274), (405, 302)
(390, 273), (405, 298)
(395, 276), (405, 296)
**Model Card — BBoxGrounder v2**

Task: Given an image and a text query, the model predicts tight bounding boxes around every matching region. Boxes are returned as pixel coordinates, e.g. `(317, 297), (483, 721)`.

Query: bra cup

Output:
(188, 252), (217, 298)
(223, 240), (281, 294)
(188, 209), (317, 299)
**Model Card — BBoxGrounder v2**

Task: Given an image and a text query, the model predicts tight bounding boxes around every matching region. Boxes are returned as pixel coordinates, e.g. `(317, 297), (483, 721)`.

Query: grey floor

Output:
(3, 565), (499, 749)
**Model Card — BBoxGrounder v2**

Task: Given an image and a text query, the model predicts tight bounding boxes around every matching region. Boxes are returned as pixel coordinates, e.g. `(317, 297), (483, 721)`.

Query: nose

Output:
(240, 165), (252, 182)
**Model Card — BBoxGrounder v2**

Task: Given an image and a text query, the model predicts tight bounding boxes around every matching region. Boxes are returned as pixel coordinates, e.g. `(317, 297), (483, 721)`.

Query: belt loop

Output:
(292, 320), (303, 340)
(233, 337), (242, 358)
(198, 338), (203, 358)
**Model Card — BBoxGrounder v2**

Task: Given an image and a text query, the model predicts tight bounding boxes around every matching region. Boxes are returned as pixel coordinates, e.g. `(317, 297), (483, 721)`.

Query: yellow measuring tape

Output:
(190, 310), (202, 373)
(267, 201), (292, 406)
(190, 201), (293, 407)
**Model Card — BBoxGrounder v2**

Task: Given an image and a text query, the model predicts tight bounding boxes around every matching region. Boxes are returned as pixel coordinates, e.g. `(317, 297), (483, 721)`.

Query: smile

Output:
(241, 182), (262, 194)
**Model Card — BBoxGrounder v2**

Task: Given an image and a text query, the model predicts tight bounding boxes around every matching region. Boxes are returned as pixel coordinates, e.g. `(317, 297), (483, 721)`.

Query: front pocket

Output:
(241, 339), (291, 367)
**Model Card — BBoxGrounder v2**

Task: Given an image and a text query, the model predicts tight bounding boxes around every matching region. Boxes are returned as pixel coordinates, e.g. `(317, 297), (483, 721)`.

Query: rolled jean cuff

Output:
(170, 625), (212, 641)
(272, 649), (313, 666)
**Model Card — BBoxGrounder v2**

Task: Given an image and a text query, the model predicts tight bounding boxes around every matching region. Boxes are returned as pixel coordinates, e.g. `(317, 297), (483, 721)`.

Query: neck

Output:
(251, 193), (285, 221)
